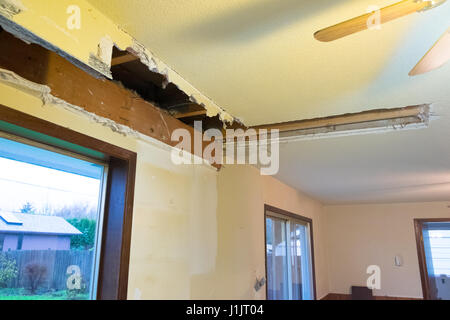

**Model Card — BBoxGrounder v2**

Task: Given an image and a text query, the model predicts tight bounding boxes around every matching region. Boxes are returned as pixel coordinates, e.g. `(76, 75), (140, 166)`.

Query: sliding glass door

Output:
(416, 220), (450, 300)
(265, 206), (315, 300)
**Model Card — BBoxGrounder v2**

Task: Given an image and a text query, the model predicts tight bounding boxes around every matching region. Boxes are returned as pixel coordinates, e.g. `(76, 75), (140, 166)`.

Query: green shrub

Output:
(0, 254), (18, 288)
(24, 263), (47, 294)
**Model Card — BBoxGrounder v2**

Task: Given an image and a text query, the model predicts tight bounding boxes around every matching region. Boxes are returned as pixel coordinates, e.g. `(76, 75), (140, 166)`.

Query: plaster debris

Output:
(89, 53), (112, 79)
(0, 0), (26, 19)
(0, 68), (217, 172)
(87, 35), (115, 79)
(0, 68), (137, 137)
(0, 5), (236, 126)
(97, 36), (114, 67)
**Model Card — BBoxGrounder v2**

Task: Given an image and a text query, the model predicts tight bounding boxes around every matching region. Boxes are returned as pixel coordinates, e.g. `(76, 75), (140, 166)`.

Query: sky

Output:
(0, 157), (101, 216)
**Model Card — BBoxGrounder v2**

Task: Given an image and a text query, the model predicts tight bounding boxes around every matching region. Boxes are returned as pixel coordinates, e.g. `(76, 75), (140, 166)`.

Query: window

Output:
(415, 219), (450, 300)
(0, 134), (107, 299)
(265, 205), (316, 300)
(0, 103), (136, 300)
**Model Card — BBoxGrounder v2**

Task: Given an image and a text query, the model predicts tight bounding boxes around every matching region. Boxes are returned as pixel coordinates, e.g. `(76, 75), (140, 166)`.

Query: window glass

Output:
(266, 211), (314, 300)
(422, 222), (450, 300)
(0, 136), (106, 300)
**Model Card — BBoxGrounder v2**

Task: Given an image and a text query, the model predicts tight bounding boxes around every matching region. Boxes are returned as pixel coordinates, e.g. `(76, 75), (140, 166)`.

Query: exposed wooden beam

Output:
(0, 31), (220, 169)
(174, 110), (207, 119)
(251, 105), (429, 133)
(111, 53), (139, 66)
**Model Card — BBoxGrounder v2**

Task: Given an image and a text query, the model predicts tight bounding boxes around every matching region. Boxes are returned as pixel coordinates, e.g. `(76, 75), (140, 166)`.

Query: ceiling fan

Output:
(314, 0), (450, 76)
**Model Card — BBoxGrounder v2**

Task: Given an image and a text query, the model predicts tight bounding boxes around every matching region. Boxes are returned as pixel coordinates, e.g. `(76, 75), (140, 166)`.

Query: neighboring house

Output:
(0, 212), (82, 251)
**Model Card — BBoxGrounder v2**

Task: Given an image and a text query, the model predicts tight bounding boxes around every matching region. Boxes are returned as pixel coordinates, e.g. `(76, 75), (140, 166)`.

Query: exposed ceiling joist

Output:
(174, 110), (207, 119)
(0, 31), (220, 169)
(111, 53), (139, 66)
(252, 105), (429, 133)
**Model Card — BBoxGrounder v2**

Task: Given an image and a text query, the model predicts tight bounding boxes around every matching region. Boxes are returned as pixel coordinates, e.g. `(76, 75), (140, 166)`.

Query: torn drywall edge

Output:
(0, 0), (236, 125)
(0, 68), (216, 171)
(128, 39), (236, 125)
(0, 0), (26, 19)
(0, 14), (110, 79)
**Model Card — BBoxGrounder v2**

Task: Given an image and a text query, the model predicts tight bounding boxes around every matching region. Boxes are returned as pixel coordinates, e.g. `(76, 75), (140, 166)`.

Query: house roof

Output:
(0, 212), (82, 236)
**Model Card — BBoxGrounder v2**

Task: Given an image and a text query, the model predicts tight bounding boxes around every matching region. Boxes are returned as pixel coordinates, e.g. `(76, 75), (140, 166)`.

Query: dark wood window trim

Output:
(263, 204), (317, 300)
(414, 218), (450, 300)
(0, 104), (136, 300)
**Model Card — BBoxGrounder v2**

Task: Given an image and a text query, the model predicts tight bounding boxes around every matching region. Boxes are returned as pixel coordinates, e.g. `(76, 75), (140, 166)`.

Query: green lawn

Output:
(0, 288), (89, 300)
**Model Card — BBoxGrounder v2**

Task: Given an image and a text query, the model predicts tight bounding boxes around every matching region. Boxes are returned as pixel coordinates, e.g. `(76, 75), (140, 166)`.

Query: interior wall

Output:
(324, 202), (450, 298)
(0, 81), (329, 299)
(190, 165), (329, 299)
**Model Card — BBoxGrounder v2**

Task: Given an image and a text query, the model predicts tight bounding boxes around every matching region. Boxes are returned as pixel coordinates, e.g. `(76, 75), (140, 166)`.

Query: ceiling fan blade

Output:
(314, 0), (431, 42)
(409, 28), (450, 76)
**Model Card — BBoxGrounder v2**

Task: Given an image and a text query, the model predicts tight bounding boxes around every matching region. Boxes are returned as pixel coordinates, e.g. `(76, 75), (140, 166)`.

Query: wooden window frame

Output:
(263, 204), (317, 300)
(414, 218), (450, 300)
(0, 104), (136, 300)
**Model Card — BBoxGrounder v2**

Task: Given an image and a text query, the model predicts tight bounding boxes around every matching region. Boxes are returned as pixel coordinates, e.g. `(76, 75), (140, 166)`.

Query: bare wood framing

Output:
(111, 53), (140, 66)
(174, 110), (207, 119)
(0, 31), (219, 169)
(252, 104), (429, 133)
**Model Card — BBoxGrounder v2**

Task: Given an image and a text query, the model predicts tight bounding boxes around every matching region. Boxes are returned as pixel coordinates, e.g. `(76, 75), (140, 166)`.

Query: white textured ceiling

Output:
(87, 0), (450, 204)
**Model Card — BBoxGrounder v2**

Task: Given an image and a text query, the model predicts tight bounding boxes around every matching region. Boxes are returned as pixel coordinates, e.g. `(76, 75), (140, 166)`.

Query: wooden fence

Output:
(2, 250), (94, 291)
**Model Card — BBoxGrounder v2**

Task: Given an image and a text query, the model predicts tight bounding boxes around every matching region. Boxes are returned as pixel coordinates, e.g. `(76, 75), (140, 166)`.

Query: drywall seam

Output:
(0, 67), (215, 171)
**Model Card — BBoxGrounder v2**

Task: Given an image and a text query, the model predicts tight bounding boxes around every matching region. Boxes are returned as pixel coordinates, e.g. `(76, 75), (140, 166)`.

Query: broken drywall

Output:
(0, 68), (216, 169)
(0, 67), (137, 137)
(0, 0), (236, 125)
(0, 14), (107, 79)
(129, 39), (236, 125)
(1, 69), (136, 135)
(89, 35), (115, 78)
(0, 0), (25, 19)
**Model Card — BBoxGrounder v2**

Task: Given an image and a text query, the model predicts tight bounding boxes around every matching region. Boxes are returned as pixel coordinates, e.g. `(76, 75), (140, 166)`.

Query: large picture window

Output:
(0, 134), (107, 299)
(0, 105), (136, 300)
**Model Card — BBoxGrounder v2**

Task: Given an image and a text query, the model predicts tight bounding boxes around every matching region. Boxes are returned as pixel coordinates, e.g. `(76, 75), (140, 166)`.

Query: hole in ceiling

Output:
(110, 47), (228, 132)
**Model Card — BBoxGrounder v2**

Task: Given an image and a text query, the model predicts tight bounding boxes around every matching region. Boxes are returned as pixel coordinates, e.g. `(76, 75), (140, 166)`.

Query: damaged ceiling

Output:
(87, 0), (450, 126)
(3, 0), (447, 204)
(85, 0), (450, 204)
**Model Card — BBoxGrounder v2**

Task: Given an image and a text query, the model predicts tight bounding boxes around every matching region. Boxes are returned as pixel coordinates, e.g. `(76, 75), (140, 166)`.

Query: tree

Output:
(20, 202), (35, 214)
(56, 204), (97, 220)
(66, 218), (97, 250)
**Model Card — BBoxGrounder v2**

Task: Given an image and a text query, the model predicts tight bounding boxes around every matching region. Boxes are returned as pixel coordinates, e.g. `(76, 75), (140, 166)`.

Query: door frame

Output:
(263, 204), (317, 300)
(414, 218), (450, 300)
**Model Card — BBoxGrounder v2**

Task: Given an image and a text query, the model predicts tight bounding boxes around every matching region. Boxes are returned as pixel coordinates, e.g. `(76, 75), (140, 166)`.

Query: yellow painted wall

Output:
(0, 81), (329, 299)
(324, 202), (450, 298)
(190, 165), (329, 299)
